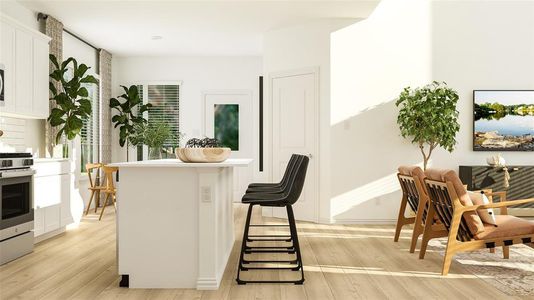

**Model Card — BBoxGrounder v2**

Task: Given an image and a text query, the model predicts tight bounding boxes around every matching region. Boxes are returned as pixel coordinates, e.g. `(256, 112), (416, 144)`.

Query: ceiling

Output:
(18, 0), (379, 57)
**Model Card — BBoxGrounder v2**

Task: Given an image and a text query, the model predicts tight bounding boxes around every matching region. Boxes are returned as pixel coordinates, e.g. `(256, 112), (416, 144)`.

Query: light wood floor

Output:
(0, 205), (527, 300)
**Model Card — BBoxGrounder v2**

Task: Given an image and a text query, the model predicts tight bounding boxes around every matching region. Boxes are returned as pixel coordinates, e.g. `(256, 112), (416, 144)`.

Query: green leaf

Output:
(80, 75), (99, 84)
(110, 98), (121, 108)
(49, 82), (57, 96)
(55, 128), (65, 144)
(75, 64), (89, 78)
(66, 115), (83, 131)
(50, 70), (64, 82)
(61, 57), (76, 71)
(49, 54), (59, 70)
(77, 87), (88, 97)
(78, 99), (92, 115)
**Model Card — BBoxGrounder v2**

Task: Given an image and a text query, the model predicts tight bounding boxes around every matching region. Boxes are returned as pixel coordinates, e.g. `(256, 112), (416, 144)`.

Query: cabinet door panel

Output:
(34, 175), (62, 208)
(34, 207), (45, 237)
(44, 204), (60, 232)
(32, 38), (49, 118)
(0, 21), (16, 112)
(60, 174), (73, 226)
(15, 29), (33, 113)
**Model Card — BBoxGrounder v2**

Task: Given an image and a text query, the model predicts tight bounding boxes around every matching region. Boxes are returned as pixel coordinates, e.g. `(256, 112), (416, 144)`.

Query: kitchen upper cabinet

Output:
(0, 14), (50, 119)
(15, 30), (33, 113)
(0, 21), (16, 112)
(32, 39), (50, 118)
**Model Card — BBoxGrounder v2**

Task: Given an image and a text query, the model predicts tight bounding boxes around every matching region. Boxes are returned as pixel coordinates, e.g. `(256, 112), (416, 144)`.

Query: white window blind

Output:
(136, 84), (180, 160)
(80, 75), (100, 172)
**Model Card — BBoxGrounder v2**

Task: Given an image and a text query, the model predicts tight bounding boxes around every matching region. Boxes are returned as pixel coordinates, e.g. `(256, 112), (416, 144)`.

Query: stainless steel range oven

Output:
(0, 153), (35, 265)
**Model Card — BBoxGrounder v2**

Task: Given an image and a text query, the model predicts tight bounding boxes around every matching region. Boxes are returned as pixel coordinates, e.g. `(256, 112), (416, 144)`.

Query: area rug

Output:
(428, 239), (534, 296)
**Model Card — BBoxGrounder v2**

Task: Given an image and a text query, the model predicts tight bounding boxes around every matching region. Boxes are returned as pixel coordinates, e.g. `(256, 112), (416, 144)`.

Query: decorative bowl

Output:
(176, 147), (231, 163)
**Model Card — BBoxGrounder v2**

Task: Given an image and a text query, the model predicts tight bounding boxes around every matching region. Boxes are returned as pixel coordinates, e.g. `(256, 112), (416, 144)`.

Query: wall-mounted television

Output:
(474, 90), (534, 151)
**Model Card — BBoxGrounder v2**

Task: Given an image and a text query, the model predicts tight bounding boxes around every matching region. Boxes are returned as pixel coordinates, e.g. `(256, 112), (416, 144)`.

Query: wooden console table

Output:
(459, 166), (534, 212)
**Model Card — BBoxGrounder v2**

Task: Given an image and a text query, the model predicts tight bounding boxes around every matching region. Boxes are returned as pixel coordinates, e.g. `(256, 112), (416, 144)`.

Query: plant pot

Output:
(175, 147), (231, 163)
(148, 146), (163, 160)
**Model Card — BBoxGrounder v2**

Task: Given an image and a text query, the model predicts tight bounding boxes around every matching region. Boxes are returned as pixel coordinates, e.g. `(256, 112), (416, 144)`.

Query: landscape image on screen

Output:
(474, 90), (534, 151)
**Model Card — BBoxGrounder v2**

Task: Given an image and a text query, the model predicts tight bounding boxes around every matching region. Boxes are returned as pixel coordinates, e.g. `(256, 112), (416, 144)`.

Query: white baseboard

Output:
(34, 226), (66, 244)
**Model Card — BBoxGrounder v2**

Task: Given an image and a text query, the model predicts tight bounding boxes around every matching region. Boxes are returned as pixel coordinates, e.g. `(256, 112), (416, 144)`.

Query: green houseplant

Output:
(110, 85), (152, 161)
(395, 81), (460, 170)
(48, 55), (99, 147)
(130, 121), (175, 160)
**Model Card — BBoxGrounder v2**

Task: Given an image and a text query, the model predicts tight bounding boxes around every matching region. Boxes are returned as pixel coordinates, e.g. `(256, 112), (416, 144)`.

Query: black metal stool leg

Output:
(236, 204), (254, 284)
(236, 204), (305, 285)
(287, 205), (305, 284)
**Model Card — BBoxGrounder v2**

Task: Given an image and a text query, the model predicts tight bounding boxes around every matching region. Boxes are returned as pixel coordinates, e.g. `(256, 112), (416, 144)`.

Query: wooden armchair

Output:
(395, 166), (447, 254)
(424, 169), (534, 275)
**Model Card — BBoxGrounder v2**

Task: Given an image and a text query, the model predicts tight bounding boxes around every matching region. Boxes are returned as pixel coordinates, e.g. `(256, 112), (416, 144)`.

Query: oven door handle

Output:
(0, 169), (36, 178)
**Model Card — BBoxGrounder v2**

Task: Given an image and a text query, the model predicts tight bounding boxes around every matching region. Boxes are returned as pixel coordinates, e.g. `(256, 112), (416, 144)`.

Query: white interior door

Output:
(271, 68), (318, 222)
(203, 90), (253, 201)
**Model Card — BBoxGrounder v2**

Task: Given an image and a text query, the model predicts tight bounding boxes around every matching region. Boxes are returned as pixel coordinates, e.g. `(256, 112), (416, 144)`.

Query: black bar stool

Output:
(246, 154), (299, 194)
(236, 154), (309, 285)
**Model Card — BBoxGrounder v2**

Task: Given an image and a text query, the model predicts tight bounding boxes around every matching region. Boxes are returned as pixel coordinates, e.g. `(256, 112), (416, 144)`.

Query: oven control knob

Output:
(1, 160), (12, 168)
(23, 159), (34, 166)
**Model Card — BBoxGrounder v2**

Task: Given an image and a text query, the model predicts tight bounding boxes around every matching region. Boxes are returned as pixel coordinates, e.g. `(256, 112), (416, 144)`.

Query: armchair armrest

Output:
(484, 191), (507, 201)
(460, 198), (534, 212)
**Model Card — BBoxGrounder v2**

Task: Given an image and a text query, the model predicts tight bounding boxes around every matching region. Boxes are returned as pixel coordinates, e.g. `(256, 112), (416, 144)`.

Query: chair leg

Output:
(99, 193), (111, 221)
(236, 204), (304, 285)
(236, 204), (254, 284)
(409, 209), (425, 253)
(286, 205), (305, 284)
(503, 246), (510, 259)
(95, 192), (100, 213)
(419, 207), (435, 259)
(85, 190), (95, 215)
(394, 197), (408, 242)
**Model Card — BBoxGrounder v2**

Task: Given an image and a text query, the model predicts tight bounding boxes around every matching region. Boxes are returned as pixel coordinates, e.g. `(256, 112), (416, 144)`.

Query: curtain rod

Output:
(37, 13), (101, 51)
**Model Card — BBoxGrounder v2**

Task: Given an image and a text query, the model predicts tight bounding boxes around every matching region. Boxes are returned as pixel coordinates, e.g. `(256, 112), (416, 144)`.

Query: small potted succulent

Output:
(176, 137), (231, 163)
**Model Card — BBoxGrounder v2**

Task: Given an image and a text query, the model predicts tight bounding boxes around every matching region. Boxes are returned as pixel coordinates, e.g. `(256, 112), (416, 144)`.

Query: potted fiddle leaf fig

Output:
(48, 54), (99, 155)
(396, 81), (460, 170)
(110, 85), (152, 161)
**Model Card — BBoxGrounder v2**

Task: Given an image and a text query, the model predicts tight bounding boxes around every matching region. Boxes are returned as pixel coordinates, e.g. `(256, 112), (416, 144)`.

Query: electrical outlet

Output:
(201, 186), (211, 203)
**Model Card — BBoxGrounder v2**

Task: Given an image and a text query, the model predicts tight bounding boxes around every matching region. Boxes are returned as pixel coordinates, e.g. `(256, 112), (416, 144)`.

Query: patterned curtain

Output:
(99, 49), (112, 164)
(44, 16), (63, 157)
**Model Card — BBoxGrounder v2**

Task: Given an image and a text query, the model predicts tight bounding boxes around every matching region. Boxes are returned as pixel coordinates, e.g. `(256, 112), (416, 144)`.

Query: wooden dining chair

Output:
(85, 163), (104, 215)
(424, 168), (534, 275)
(99, 165), (118, 221)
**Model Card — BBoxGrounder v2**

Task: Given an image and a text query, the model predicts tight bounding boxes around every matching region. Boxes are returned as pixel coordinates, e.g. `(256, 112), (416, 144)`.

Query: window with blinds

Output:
(81, 76), (100, 172)
(136, 84), (180, 160)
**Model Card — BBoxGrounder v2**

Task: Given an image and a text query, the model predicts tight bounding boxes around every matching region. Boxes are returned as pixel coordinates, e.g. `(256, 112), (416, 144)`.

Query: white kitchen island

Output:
(109, 159), (252, 290)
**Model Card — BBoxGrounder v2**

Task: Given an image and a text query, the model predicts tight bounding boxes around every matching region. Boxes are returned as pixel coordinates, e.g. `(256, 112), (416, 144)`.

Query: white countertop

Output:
(108, 158), (252, 168)
(34, 158), (69, 163)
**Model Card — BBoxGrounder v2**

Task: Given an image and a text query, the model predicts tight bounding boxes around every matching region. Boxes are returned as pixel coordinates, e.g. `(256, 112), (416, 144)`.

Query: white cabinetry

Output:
(33, 159), (72, 242)
(0, 13), (50, 119)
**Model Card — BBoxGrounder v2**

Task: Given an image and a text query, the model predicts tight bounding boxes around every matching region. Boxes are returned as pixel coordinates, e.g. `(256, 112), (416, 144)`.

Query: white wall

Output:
(262, 19), (357, 222)
(111, 56), (263, 172)
(430, 0), (534, 168)
(330, 0), (534, 223)
(0, 0), (46, 156)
